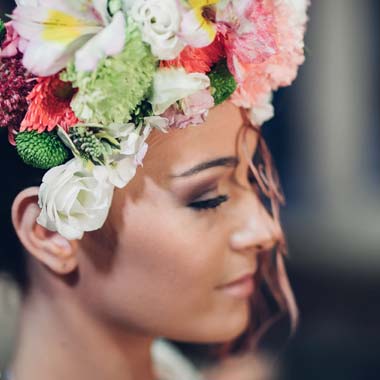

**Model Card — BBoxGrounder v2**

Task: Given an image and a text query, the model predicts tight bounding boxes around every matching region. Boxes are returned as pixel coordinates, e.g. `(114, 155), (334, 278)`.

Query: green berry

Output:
(0, 19), (6, 45)
(16, 131), (71, 170)
(208, 60), (237, 105)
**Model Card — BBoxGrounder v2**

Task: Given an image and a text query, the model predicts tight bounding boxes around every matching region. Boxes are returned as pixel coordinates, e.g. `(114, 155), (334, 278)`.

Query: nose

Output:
(229, 195), (281, 253)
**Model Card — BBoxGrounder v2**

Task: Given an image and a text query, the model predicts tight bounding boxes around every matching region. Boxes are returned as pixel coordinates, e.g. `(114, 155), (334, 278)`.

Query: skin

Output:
(10, 101), (282, 380)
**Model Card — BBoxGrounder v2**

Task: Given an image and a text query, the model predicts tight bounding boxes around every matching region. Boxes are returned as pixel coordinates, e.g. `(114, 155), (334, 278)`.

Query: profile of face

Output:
(13, 101), (282, 345)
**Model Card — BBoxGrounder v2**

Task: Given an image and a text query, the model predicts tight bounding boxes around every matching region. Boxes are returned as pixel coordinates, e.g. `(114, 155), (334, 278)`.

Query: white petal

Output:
(151, 68), (210, 114)
(21, 35), (92, 76)
(75, 11), (126, 72)
(180, 9), (216, 48)
(92, 0), (110, 24)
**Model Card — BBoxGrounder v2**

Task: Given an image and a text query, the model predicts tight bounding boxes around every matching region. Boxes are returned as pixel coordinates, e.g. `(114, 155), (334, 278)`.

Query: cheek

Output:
(90, 185), (249, 342)
(100, 201), (228, 332)
(119, 206), (224, 301)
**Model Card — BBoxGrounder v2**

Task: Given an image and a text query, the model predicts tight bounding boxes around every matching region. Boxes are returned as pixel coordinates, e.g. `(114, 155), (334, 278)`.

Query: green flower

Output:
(0, 19), (6, 45)
(208, 60), (237, 105)
(62, 20), (157, 125)
(68, 125), (120, 165)
(16, 131), (71, 170)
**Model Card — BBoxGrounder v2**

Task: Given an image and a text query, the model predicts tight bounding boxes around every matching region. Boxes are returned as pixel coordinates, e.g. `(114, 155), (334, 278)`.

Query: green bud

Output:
(0, 19), (6, 45)
(208, 60), (237, 106)
(16, 131), (71, 170)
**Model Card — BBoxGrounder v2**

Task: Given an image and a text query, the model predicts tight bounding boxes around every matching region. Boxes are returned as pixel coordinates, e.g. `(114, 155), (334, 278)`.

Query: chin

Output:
(213, 302), (251, 342)
(183, 301), (251, 344)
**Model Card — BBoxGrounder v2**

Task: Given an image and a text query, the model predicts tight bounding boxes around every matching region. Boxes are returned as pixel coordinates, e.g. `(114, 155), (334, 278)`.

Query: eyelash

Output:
(188, 195), (229, 211)
(188, 170), (259, 211)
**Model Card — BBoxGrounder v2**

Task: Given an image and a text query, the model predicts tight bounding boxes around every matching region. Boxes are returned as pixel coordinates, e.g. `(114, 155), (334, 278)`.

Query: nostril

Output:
(255, 244), (264, 250)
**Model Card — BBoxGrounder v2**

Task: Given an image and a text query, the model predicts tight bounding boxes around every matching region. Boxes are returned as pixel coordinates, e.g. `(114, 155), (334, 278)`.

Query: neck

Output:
(9, 284), (156, 380)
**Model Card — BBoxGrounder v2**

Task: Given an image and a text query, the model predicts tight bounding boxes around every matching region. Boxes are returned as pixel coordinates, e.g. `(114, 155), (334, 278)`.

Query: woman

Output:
(0, 1), (309, 379)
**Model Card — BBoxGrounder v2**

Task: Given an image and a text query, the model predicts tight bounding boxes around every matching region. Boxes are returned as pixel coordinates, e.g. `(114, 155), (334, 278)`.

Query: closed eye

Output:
(188, 195), (229, 211)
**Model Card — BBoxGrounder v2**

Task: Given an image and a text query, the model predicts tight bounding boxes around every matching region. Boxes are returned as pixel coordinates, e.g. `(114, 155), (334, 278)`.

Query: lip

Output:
(216, 272), (255, 298)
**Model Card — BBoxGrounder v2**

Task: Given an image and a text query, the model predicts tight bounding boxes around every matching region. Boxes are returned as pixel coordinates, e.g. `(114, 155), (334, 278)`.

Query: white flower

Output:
(37, 158), (114, 240)
(125, 0), (184, 59)
(151, 68), (211, 115)
(103, 123), (154, 188)
(11, 0), (126, 76)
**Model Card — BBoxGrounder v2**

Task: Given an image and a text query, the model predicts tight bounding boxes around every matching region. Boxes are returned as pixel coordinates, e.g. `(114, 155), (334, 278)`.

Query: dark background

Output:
(1, 1), (379, 379)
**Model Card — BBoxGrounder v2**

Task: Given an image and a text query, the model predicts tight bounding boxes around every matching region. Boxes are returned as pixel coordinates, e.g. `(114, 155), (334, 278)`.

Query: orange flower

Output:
(21, 74), (79, 133)
(161, 32), (225, 73)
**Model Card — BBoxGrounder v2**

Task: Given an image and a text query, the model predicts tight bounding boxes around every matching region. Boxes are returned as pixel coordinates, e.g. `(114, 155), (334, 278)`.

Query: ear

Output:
(11, 187), (78, 275)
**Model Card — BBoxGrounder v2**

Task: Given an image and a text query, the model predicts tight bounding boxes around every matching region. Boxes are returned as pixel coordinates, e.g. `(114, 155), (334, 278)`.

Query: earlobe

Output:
(11, 187), (78, 275)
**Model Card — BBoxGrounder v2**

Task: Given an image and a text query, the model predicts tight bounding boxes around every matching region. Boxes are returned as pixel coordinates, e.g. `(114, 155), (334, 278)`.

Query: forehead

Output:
(142, 102), (258, 182)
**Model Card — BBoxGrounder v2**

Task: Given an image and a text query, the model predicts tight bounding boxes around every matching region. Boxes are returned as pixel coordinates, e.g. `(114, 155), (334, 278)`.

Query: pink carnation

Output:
(219, 0), (278, 74)
(225, 0), (308, 120)
(162, 89), (215, 129)
(20, 75), (79, 134)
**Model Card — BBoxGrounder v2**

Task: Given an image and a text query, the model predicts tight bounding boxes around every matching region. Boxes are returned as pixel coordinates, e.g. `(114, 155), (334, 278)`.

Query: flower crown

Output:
(0, 0), (309, 240)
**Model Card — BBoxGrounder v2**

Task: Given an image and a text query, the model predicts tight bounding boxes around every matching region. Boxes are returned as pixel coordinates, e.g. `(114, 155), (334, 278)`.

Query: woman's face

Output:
(77, 102), (281, 343)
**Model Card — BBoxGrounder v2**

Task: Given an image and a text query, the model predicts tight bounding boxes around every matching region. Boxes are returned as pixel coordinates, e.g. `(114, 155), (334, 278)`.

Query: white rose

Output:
(127, 0), (184, 60)
(151, 68), (211, 115)
(37, 158), (114, 240)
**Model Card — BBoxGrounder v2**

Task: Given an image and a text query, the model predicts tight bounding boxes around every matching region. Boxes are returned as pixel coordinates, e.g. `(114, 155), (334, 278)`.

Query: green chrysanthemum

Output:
(16, 131), (71, 170)
(62, 20), (157, 125)
(208, 60), (237, 106)
(0, 19), (6, 45)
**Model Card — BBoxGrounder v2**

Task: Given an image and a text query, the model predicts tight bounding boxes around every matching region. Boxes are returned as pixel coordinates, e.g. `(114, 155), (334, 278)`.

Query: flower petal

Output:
(11, 1), (104, 75)
(180, 7), (217, 47)
(21, 35), (91, 76)
(37, 158), (115, 240)
(74, 11), (126, 72)
(151, 68), (210, 114)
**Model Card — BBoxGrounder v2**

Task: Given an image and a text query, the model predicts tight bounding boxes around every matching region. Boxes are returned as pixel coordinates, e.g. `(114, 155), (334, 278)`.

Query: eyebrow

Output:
(170, 156), (240, 178)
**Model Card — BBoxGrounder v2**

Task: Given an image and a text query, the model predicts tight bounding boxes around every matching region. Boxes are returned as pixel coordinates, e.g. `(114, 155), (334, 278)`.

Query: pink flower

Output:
(20, 75), (79, 134)
(162, 89), (215, 129)
(218, 0), (278, 73)
(0, 22), (25, 58)
(223, 0), (308, 123)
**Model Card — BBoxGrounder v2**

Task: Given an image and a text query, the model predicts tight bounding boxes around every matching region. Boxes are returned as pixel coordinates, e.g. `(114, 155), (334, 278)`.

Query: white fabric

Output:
(152, 339), (205, 380)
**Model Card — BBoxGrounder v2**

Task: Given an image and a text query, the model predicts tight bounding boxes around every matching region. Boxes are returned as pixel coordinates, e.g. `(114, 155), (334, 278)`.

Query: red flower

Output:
(161, 32), (225, 73)
(21, 74), (79, 134)
(0, 54), (35, 145)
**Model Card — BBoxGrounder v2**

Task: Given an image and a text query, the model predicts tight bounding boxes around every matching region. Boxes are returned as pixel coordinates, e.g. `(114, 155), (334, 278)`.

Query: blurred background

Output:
(1, 0), (379, 379)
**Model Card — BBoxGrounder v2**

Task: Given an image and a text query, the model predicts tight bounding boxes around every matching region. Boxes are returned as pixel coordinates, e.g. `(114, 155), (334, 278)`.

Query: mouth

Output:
(216, 273), (255, 298)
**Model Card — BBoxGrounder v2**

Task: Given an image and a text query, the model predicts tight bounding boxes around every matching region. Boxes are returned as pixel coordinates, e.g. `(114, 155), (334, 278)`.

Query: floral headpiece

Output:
(0, 0), (309, 240)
